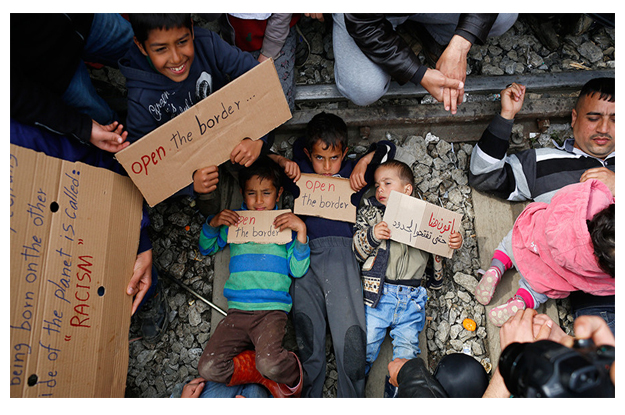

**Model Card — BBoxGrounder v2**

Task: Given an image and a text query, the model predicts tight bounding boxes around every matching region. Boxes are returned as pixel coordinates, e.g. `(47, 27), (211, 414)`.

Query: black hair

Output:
(575, 77), (615, 109)
(377, 160), (415, 186)
(237, 156), (282, 193)
(129, 14), (193, 45)
(587, 203), (615, 277)
(304, 111), (348, 154)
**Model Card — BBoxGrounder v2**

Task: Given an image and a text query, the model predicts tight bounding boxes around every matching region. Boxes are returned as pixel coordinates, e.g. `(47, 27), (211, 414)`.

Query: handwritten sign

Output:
(10, 144), (143, 397)
(115, 59), (292, 207)
(227, 209), (293, 244)
(382, 191), (462, 258)
(294, 173), (356, 223)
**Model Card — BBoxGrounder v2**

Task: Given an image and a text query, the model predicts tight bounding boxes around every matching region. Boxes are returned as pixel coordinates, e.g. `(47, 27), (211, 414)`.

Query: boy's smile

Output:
(135, 25), (195, 82)
(304, 141), (348, 176)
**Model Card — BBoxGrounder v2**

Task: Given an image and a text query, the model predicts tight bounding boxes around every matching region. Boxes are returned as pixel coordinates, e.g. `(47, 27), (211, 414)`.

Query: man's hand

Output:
(193, 165), (219, 194)
(499, 308), (540, 350)
(436, 35), (472, 114)
(181, 378), (206, 398)
(420, 68), (464, 113)
(230, 138), (263, 167)
(500, 83), (526, 120)
(90, 120), (130, 153)
(387, 358), (410, 387)
(580, 167), (615, 196)
(127, 249), (153, 315)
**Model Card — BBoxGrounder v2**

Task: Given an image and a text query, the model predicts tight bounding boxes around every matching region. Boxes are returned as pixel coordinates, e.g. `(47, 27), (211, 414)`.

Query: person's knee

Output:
(343, 325), (367, 382)
(293, 312), (315, 362)
(197, 353), (224, 382)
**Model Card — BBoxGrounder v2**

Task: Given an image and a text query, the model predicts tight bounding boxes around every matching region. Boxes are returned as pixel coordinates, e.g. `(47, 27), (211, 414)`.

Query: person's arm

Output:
(278, 214), (310, 278)
(259, 14), (293, 61)
(350, 139), (396, 192)
(352, 206), (383, 263)
(199, 210), (238, 255)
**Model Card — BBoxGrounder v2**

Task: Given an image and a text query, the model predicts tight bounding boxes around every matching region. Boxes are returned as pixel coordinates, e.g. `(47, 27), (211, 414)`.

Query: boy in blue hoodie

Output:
(197, 156), (309, 398)
(120, 14), (273, 205)
(269, 112), (395, 397)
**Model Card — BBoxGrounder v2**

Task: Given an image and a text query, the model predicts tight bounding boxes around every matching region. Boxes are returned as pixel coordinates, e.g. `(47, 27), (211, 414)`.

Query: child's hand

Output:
(209, 209), (240, 227)
(90, 120), (130, 153)
(350, 152), (374, 191)
(181, 378), (206, 398)
(374, 221), (391, 240)
(500, 83), (526, 120)
(193, 165), (219, 194)
(448, 231), (463, 250)
(231, 138), (263, 167)
(274, 212), (307, 243)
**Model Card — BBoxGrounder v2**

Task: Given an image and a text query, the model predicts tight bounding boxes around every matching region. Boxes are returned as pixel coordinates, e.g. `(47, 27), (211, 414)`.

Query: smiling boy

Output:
(120, 14), (271, 201)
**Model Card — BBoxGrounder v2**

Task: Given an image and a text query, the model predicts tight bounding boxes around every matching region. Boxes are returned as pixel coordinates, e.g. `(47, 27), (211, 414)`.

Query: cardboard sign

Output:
(382, 191), (462, 258)
(10, 144), (143, 398)
(115, 59), (292, 207)
(227, 209), (293, 244)
(294, 173), (356, 223)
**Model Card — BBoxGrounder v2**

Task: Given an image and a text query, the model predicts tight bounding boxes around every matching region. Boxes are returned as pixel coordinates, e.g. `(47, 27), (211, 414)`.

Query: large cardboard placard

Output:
(294, 173), (356, 223)
(115, 59), (292, 207)
(227, 209), (293, 244)
(10, 144), (143, 398)
(382, 191), (462, 258)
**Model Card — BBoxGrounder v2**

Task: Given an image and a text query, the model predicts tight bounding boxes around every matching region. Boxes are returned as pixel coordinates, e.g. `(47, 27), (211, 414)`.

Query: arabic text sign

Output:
(382, 191), (462, 258)
(294, 173), (356, 223)
(227, 209), (293, 244)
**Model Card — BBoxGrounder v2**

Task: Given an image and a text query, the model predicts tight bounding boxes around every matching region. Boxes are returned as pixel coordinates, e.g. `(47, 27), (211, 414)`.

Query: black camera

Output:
(499, 338), (615, 397)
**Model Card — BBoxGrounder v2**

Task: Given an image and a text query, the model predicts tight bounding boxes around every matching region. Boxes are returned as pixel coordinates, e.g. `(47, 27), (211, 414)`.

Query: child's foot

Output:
(488, 295), (526, 327)
(474, 267), (502, 305)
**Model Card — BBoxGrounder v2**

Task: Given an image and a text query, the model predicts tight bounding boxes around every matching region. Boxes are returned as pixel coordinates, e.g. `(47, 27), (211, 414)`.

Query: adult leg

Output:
(332, 13), (391, 106)
(408, 13), (518, 45)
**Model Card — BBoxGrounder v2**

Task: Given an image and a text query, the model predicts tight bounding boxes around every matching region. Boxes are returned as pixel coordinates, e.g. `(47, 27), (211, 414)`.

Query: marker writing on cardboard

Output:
(300, 178), (351, 210)
(10, 343), (31, 387)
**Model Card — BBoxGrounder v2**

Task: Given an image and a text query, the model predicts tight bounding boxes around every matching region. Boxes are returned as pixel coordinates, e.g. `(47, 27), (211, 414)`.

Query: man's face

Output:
(304, 141), (348, 176)
(572, 93), (615, 159)
(135, 25), (195, 82)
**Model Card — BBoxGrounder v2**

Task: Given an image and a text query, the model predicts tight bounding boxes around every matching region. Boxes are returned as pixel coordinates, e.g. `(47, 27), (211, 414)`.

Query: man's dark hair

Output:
(377, 160), (415, 186)
(238, 156), (282, 192)
(576, 77), (615, 109)
(304, 111), (348, 154)
(587, 203), (615, 277)
(129, 14), (193, 45)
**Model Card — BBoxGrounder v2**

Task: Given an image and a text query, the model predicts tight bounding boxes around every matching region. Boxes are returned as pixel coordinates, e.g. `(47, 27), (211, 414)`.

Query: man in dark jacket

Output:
(332, 14), (517, 113)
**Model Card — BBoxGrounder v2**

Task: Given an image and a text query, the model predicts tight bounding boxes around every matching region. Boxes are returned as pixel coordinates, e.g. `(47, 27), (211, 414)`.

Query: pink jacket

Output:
(512, 179), (614, 298)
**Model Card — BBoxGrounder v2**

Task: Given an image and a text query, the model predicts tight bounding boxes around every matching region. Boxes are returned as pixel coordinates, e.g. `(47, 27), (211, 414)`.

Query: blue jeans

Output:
(62, 13), (133, 124)
(365, 284), (428, 374)
(573, 307), (615, 335)
(198, 381), (270, 398)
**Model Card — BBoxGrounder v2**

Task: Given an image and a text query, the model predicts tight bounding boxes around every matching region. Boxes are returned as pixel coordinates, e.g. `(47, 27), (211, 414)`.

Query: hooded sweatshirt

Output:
(512, 179), (614, 298)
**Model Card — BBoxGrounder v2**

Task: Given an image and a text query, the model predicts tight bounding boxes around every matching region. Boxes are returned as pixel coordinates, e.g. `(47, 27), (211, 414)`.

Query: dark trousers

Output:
(198, 309), (299, 386)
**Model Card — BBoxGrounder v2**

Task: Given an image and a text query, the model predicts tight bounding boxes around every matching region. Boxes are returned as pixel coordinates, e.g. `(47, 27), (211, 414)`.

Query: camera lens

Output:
(498, 342), (526, 396)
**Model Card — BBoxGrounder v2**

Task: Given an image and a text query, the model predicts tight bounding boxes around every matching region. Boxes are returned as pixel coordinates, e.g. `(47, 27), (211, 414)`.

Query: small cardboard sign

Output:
(9, 144), (143, 397)
(293, 173), (356, 223)
(227, 209), (293, 244)
(382, 191), (462, 258)
(115, 59), (292, 207)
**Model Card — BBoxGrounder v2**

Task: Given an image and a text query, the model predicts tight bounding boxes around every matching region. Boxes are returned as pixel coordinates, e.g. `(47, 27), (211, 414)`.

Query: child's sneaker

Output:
(488, 295), (526, 327)
(474, 267), (502, 305)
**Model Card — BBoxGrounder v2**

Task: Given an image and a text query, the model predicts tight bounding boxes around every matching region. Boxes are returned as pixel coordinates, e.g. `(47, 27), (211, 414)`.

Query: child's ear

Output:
(404, 183), (413, 196)
(134, 36), (148, 56)
(277, 186), (284, 200)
